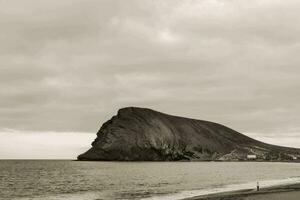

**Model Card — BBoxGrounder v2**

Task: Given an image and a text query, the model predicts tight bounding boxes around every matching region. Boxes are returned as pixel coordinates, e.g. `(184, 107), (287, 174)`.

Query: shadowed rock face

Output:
(78, 107), (300, 161)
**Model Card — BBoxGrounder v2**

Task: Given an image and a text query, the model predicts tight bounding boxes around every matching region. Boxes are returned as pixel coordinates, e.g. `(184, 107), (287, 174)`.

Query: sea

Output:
(1, 160), (300, 200)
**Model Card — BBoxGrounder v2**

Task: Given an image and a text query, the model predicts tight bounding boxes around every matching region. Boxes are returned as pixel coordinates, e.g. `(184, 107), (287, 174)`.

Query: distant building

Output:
(292, 156), (298, 160)
(247, 155), (257, 160)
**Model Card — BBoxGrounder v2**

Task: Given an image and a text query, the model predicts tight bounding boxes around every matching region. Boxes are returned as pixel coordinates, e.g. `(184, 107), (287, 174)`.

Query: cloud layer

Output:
(0, 129), (95, 159)
(1, 0), (300, 139)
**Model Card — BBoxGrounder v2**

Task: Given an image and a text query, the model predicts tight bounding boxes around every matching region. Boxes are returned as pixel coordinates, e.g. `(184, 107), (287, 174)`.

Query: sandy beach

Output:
(185, 183), (300, 200)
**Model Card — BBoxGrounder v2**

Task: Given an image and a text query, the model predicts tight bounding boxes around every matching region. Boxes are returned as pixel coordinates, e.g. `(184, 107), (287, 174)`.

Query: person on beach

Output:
(257, 181), (260, 191)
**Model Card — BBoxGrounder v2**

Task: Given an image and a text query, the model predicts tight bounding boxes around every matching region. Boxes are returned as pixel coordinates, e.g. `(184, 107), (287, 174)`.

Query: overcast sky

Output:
(1, 0), (300, 158)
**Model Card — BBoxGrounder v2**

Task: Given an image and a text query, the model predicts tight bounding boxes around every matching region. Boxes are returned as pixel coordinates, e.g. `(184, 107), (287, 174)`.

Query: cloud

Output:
(249, 131), (300, 148)
(0, 129), (95, 159)
(0, 0), (299, 138)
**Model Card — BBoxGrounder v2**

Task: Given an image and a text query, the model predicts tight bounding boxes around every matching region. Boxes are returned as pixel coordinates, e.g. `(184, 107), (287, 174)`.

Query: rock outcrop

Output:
(78, 107), (300, 161)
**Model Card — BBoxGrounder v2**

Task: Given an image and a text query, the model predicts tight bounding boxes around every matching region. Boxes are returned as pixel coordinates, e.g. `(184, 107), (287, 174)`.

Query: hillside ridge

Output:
(78, 107), (300, 161)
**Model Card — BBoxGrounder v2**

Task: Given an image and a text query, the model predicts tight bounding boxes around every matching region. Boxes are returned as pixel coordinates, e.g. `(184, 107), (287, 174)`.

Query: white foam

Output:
(142, 177), (300, 200)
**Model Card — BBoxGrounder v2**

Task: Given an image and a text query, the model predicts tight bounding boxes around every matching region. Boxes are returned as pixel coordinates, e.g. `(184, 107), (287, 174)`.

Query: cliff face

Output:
(78, 107), (300, 161)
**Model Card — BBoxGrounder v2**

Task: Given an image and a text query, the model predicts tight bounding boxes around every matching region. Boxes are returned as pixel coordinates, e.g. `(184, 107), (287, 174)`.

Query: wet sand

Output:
(185, 183), (300, 200)
(243, 191), (300, 200)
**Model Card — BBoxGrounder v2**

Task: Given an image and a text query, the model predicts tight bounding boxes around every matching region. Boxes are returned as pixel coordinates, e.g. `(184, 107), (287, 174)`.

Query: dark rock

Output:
(78, 107), (300, 161)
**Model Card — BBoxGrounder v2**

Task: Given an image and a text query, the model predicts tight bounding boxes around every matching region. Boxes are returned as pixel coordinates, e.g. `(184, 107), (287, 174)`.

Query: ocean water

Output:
(1, 160), (300, 200)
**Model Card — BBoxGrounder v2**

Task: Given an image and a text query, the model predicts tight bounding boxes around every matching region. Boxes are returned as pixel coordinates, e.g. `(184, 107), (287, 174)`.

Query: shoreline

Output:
(1, 159), (299, 163)
(184, 183), (300, 200)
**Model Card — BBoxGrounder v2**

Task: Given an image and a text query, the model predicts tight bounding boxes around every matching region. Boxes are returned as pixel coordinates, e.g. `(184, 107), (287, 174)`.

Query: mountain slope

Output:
(78, 107), (300, 161)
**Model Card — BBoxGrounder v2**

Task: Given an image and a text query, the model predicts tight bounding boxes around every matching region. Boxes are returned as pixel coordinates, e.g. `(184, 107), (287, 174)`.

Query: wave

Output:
(142, 177), (300, 200)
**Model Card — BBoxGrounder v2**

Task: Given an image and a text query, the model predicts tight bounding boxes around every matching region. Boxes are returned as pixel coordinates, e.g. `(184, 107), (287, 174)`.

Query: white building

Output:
(247, 155), (257, 160)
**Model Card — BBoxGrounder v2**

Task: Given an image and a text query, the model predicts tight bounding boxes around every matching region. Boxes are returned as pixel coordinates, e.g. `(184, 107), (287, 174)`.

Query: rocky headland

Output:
(78, 107), (300, 161)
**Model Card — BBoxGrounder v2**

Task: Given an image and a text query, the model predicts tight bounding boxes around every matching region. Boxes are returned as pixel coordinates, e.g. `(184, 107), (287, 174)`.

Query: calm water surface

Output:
(1, 160), (300, 200)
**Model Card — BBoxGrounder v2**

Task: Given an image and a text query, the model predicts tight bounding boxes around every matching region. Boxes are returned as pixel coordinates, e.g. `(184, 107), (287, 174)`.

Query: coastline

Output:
(184, 183), (300, 200)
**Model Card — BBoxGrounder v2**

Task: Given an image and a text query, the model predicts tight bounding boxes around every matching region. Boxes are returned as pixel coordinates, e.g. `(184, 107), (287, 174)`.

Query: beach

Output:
(186, 183), (300, 200)
(2, 161), (300, 200)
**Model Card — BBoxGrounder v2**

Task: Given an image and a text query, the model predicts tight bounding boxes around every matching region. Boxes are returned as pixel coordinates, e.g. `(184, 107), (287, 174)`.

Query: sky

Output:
(1, 0), (300, 159)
